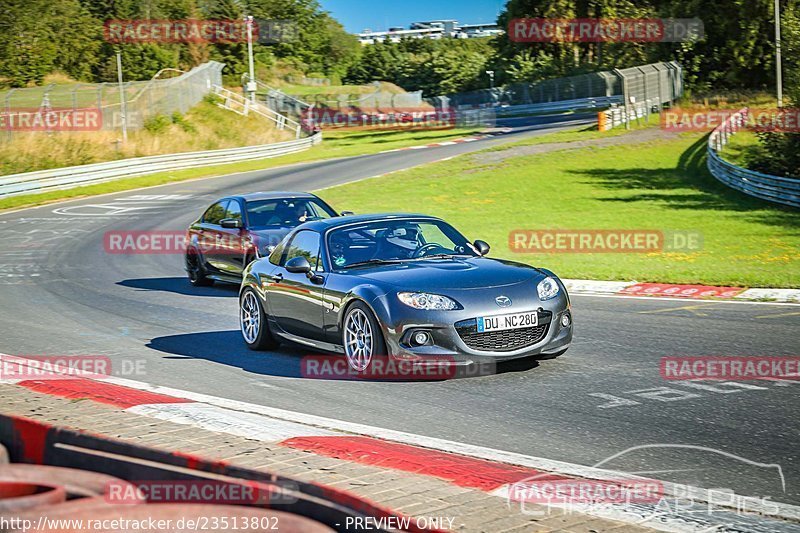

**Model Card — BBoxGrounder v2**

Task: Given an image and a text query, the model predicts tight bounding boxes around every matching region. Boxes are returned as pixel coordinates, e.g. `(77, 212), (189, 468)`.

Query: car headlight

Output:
(537, 276), (560, 301)
(398, 292), (458, 310)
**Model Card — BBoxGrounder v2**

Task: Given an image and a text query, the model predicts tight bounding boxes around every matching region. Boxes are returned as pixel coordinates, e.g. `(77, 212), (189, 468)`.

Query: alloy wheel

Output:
(344, 308), (373, 371)
(240, 291), (261, 344)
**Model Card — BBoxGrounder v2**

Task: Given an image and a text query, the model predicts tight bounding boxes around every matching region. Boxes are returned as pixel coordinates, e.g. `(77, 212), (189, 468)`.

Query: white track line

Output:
(129, 403), (336, 441)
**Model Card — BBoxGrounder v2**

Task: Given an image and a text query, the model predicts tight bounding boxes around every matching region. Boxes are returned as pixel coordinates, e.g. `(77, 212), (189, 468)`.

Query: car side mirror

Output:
(220, 218), (243, 229)
(474, 240), (490, 256)
(285, 256), (312, 274)
(340, 211), (354, 216)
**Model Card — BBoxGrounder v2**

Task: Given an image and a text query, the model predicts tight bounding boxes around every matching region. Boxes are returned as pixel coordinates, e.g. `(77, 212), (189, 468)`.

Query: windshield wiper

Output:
(413, 253), (467, 260)
(343, 258), (407, 269)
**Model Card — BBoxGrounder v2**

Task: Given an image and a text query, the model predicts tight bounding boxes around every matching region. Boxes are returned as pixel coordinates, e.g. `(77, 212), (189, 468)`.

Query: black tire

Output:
(342, 301), (387, 375)
(240, 287), (280, 351)
(185, 248), (214, 287)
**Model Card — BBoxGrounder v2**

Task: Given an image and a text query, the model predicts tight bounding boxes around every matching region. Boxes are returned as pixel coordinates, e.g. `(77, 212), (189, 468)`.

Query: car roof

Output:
(227, 191), (321, 202)
(300, 213), (442, 232)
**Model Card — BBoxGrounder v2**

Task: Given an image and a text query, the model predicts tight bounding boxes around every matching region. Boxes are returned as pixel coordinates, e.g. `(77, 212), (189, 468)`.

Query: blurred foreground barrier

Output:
(0, 413), (427, 532)
(707, 108), (800, 208)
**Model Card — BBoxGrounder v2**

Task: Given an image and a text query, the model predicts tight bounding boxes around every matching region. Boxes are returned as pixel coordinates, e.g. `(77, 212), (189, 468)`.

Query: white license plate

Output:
(477, 311), (538, 333)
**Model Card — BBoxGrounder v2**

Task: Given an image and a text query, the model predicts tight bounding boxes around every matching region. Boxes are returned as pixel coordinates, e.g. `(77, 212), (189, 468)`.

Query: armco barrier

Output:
(598, 98), (660, 130)
(0, 133), (322, 198)
(0, 413), (432, 532)
(707, 108), (800, 208)
(493, 96), (622, 117)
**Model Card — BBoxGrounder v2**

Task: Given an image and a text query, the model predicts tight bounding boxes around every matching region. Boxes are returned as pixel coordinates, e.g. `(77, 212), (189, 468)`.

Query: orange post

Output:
(597, 111), (607, 131)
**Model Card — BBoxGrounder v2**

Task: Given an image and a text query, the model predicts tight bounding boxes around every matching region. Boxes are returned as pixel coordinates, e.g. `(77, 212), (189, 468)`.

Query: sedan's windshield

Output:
(246, 198), (336, 229)
(327, 219), (477, 270)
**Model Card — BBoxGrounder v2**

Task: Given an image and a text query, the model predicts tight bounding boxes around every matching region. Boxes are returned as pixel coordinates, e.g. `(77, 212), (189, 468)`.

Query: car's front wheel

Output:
(342, 301), (387, 374)
(240, 287), (280, 350)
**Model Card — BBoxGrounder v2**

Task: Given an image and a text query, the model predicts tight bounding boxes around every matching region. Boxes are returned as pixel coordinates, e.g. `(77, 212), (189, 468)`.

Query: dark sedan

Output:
(185, 192), (342, 286)
(239, 214), (572, 373)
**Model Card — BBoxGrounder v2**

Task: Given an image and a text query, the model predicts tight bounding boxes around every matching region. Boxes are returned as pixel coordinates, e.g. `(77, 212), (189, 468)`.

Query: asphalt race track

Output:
(0, 113), (798, 506)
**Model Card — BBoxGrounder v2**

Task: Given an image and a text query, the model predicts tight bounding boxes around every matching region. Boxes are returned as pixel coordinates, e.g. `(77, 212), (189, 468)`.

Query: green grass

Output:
(278, 84), (371, 96)
(278, 81), (405, 97)
(318, 129), (800, 288)
(0, 127), (481, 212)
(719, 130), (761, 167)
(485, 114), (661, 152)
(677, 91), (778, 109)
(0, 100), (293, 175)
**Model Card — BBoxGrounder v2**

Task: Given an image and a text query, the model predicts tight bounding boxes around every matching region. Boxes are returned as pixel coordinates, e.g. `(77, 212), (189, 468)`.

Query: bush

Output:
(143, 114), (171, 134)
(745, 132), (800, 179)
(171, 112), (197, 134)
(202, 93), (222, 105)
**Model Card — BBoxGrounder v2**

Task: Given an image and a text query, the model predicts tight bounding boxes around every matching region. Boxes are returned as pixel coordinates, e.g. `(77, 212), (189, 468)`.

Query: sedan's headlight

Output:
(537, 276), (560, 301)
(398, 292), (458, 310)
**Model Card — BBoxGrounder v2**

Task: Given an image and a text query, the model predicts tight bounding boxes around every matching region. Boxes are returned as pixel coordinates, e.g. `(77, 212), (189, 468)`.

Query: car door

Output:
(265, 230), (327, 342)
(195, 200), (229, 274)
(212, 198), (247, 275)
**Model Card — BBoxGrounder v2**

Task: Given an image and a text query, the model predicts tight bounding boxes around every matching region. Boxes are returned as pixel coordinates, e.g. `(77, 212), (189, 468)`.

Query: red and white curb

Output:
(563, 279), (800, 304)
(2, 354), (799, 532)
(379, 135), (489, 154)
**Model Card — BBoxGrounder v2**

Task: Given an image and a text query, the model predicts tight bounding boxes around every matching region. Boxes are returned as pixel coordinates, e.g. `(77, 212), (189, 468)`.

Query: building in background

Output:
(357, 20), (502, 44)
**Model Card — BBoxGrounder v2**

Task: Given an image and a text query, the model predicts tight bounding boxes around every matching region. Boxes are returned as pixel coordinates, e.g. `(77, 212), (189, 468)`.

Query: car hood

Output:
(351, 257), (546, 290)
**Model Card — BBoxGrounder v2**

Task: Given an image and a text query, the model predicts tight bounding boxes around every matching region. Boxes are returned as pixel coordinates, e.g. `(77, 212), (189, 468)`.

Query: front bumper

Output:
(371, 286), (572, 366)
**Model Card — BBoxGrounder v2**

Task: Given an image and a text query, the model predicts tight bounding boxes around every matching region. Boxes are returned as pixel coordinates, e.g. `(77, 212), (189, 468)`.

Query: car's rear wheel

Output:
(343, 301), (387, 374)
(240, 288), (280, 350)
(185, 248), (213, 287)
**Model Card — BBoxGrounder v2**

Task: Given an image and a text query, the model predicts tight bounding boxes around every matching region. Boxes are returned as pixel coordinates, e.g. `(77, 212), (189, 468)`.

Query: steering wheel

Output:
(413, 243), (445, 258)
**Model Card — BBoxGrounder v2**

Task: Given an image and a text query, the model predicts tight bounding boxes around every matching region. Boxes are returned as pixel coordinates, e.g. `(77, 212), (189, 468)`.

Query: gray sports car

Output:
(239, 214), (572, 373)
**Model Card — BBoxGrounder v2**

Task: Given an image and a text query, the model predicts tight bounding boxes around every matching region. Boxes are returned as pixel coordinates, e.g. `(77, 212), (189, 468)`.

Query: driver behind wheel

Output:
(375, 224), (421, 260)
(268, 201), (309, 226)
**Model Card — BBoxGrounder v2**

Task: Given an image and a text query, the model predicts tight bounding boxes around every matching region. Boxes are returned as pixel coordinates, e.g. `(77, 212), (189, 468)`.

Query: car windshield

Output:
(327, 218), (477, 270)
(246, 198), (336, 229)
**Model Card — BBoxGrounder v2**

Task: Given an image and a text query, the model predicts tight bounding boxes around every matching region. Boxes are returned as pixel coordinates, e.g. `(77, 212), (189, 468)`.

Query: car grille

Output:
(455, 312), (552, 352)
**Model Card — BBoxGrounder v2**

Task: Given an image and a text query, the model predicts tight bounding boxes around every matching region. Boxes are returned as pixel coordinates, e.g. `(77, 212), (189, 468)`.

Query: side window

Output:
(225, 200), (242, 222)
(202, 201), (228, 225)
(268, 238), (287, 266)
(283, 230), (321, 271)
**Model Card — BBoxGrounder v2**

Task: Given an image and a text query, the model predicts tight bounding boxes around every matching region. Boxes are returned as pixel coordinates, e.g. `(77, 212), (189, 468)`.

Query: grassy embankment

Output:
(0, 97), (293, 176)
(0, 125), (482, 212)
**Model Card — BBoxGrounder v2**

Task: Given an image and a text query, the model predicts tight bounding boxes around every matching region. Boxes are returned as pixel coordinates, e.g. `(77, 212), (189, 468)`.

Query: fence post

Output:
(612, 68), (629, 130)
(4, 89), (15, 141)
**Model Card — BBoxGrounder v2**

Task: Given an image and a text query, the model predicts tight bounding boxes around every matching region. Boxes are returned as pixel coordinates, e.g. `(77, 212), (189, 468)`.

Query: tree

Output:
(346, 37), (495, 95)
(0, 0), (101, 86)
(745, 1), (800, 179)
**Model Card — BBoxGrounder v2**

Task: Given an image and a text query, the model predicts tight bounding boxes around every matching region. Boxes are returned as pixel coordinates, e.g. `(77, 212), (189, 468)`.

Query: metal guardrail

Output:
(213, 85), (303, 138)
(253, 79), (313, 122)
(493, 96), (623, 117)
(707, 108), (800, 208)
(598, 98), (661, 130)
(0, 133), (322, 197)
